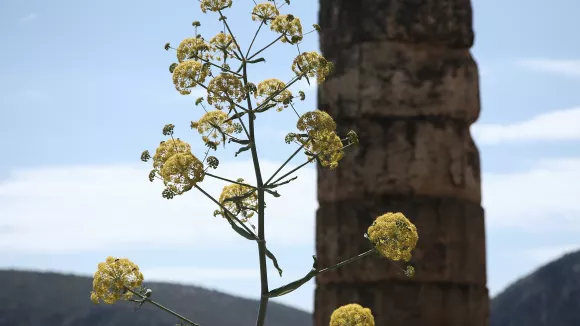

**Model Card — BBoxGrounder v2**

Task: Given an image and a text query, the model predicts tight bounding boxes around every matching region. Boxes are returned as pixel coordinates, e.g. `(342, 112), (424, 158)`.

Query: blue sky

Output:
(1, 0), (580, 315)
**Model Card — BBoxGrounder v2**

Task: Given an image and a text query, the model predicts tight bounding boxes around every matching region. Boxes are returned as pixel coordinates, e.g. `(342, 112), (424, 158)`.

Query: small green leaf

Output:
(265, 248), (283, 277)
(223, 212), (254, 240)
(247, 58), (266, 64)
(255, 103), (277, 113)
(264, 189), (280, 197)
(225, 111), (246, 123)
(229, 138), (250, 145)
(235, 145), (252, 157)
(267, 256), (318, 297)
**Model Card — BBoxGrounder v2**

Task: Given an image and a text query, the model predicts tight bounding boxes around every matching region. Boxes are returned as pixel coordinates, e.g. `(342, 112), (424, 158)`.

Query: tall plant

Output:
(89, 1), (419, 325)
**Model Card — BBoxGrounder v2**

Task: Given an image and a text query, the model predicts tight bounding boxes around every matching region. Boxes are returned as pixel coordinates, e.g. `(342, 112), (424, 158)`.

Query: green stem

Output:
(248, 35), (284, 61)
(194, 184), (257, 238)
(317, 249), (377, 275)
(239, 47), (270, 326)
(269, 157), (314, 187)
(205, 172), (258, 189)
(264, 140), (308, 186)
(126, 288), (199, 326)
(246, 21), (264, 58)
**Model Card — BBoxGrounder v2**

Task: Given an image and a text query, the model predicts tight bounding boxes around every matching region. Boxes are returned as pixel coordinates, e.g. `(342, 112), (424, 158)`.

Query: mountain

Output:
(0, 269), (312, 326)
(3, 249), (580, 326)
(490, 249), (580, 326)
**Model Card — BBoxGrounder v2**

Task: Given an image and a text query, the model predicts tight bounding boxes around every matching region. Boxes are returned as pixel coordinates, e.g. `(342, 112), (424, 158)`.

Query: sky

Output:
(1, 0), (580, 315)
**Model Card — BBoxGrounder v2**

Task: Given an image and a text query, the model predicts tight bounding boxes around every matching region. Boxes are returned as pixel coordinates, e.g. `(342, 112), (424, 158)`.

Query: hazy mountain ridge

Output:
(2, 250), (579, 326)
(490, 249), (580, 326)
(0, 269), (312, 326)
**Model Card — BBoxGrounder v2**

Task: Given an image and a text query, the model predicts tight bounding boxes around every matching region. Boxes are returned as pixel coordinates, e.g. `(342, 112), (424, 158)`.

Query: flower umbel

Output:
(90, 257), (144, 305)
(172, 60), (210, 95)
(306, 130), (344, 170)
(207, 73), (246, 110)
(160, 152), (205, 194)
(251, 3), (280, 23)
(191, 110), (241, 148)
(200, 0), (232, 13)
(330, 303), (375, 326)
(209, 32), (237, 61)
(176, 37), (212, 63)
(292, 51), (333, 84)
(270, 14), (303, 44)
(218, 179), (258, 222)
(367, 212), (419, 262)
(255, 78), (293, 111)
(297, 110), (336, 135)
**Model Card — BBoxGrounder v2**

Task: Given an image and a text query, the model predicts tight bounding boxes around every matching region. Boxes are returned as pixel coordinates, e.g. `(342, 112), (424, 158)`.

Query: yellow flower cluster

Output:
(367, 212), (419, 262)
(292, 51), (333, 84)
(251, 3), (279, 22)
(255, 78), (293, 111)
(200, 0), (232, 13)
(219, 180), (258, 222)
(270, 14), (303, 44)
(294, 110), (344, 169)
(160, 152), (205, 195)
(153, 139), (205, 194)
(209, 32), (237, 61)
(176, 37), (211, 63)
(330, 303), (375, 326)
(297, 110), (336, 134)
(191, 110), (240, 147)
(90, 257), (144, 304)
(172, 60), (211, 95)
(207, 73), (246, 110)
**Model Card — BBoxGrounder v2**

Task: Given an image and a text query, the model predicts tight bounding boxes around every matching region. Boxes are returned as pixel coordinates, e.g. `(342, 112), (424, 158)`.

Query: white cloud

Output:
(20, 13), (37, 23)
(471, 107), (580, 144)
(2, 153), (580, 255)
(517, 59), (580, 77)
(0, 160), (317, 253)
(483, 158), (580, 231)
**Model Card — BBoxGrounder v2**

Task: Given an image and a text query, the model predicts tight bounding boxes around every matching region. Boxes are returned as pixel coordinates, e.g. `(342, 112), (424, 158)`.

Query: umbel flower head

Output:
(297, 110), (336, 135)
(255, 78), (293, 112)
(207, 73), (246, 110)
(292, 51), (333, 84)
(307, 129), (344, 170)
(176, 37), (211, 63)
(209, 32), (237, 61)
(160, 152), (205, 194)
(251, 3), (279, 23)
(270, 14), (303, 44)
(152, 139), (205, 195)
(330, 303), (375, 326)
(172, 60), (211, 95)
(218, 179), (258, 222)
(191, 110), (242, 149)
(90, 257), (144, 304)
(200, 0), (232, 13)
(367, 212), (419, 262)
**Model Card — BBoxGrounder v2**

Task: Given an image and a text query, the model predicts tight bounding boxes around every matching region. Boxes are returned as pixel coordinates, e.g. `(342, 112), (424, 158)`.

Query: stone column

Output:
(314, 0), (489, 325)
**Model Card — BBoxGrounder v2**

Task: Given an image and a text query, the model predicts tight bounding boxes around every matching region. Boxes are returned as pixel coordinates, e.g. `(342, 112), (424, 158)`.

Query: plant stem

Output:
(264, 140), (307, 186)
(269, 157), (314, 187)
(194, 184), (257, 237)
(248, 35), (284, 61)
(205, 172), (258, 189)
(239, 49), (270, 326)
(317, 248), (377, 275)
(126, 288), (199, 326)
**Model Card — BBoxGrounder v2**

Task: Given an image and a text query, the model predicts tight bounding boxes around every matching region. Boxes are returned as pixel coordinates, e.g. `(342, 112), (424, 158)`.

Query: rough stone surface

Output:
(314, 0), (489, 325)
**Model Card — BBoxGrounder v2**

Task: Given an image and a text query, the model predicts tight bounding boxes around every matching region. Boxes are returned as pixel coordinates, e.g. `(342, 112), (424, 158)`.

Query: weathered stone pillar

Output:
(314, 0), (489, 325)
